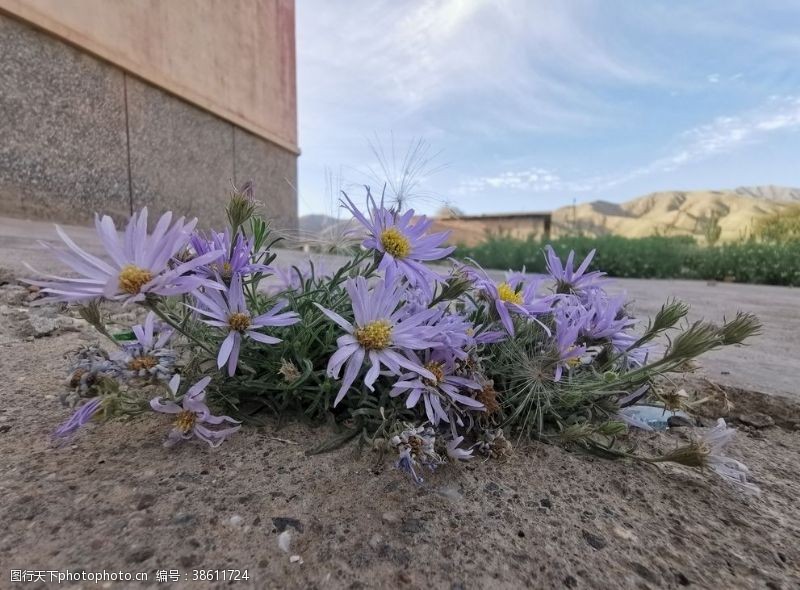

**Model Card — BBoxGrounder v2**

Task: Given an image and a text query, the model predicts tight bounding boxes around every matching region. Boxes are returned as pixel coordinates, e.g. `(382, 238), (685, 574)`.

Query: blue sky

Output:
(296, 0), (800, 217)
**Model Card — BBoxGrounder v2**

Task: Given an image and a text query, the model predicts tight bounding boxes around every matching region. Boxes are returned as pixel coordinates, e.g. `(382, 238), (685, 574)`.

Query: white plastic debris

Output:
(278, 530), (292, 553)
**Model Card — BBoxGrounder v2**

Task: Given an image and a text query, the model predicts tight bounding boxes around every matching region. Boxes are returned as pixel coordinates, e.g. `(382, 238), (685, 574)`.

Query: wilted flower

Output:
(112, 312), (176, 381)
(446, 435), (474, 461)
(150, 375), (241, 447)
(191, 275), (299, 376)
(473, 428), (513, 460)
(315, 273), (439, 406)
(475, 380), (501, 416)
(657, 418), (760, 495)
(545, 246), (606, 295)
(53, 397), (103, 440)
(342, 192), (453, 297)
(26, 208), (222, 304)
(391, 425), (442, 484)
(67, 345), (119, 394)
(278, 358), (302, 383)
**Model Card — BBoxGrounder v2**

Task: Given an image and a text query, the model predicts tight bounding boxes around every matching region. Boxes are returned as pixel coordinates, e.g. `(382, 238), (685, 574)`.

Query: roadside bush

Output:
(457, 234), (800, 286)
(754, 205), (800, 243)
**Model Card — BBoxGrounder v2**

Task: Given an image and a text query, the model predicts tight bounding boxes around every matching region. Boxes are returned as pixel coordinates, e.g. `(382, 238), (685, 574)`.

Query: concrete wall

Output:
(0, 0), (297, 152)
(0, 12), (297, 231)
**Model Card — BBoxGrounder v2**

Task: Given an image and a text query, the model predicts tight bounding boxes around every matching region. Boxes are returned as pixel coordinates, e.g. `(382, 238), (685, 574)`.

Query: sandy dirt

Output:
(1, 275), (799, 590)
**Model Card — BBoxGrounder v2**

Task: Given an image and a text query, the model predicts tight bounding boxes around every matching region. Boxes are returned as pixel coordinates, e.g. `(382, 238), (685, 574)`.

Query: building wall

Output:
(0, 0), (297, 151)
(430, 215), (552, 247)
(0, 3), (297, 231)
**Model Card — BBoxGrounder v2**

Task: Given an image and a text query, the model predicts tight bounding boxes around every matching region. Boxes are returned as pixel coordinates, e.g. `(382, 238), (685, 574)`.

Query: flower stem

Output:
(144, 302), (215, 355)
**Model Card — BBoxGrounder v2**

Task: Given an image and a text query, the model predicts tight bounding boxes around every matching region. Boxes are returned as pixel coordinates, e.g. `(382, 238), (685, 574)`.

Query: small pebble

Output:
(229, 515), (244, 527)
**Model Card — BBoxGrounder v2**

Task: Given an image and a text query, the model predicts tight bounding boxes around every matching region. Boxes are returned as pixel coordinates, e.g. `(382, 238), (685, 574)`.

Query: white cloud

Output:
(297, 1), (800, 215)
(298, 0), (654, 134)
(457, 96), (800, 195)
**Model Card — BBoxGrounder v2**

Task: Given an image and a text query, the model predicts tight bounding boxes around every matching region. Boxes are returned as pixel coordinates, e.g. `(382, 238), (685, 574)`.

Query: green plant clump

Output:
(459, 234), (800, 286)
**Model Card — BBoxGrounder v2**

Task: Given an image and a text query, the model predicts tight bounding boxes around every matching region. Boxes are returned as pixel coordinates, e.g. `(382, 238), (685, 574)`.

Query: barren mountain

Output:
(733, 185), (800, 202)
(552, 187), (795, 241)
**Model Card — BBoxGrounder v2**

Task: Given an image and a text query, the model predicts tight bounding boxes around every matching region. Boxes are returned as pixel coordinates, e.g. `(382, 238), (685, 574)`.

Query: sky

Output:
(295, 0), (800, 217)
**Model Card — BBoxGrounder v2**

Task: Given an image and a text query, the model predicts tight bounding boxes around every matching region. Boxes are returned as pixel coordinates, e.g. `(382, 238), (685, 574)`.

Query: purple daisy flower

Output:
(112, 312), (176, 381)
(190, 275), (299, 376)
(150, 375), (241, 447)
(553, 305), (588, 382)
(390, 350), (483, 425)
(426, 311), (474, 362)
(53, 397), (103, 439)
(190, 230), (272, 281)
(473, 269), (554, 336)
(581, 291), (634, 341)
(314, 273), (440, 406)
(342, 192), (454, 297)
(545, 246), (607, 295)
(580, 290), (649, 366)
(26, 208), (222, 304)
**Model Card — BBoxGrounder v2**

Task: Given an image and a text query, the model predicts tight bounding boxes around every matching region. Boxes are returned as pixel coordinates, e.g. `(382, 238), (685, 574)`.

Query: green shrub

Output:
(457, 234), (800, 286)
(754, 205), (800, 243)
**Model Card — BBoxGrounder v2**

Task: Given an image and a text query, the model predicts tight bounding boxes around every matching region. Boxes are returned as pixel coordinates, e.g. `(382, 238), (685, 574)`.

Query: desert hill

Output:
(551, 187), (796, 241)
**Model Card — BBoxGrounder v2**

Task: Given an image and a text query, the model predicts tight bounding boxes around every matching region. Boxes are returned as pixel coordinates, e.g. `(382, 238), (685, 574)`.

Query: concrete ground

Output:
(1, 214), (800, 590)
(0, 214), (797, 401)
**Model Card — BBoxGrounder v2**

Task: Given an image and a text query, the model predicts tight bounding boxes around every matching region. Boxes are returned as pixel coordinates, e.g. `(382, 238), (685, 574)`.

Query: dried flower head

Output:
(474, 429), (513, 461)
(391, 425), (442, 483)
(476, 380), (501, 416)
(278, 358), (301, 383)
(656, 418), (759, 495)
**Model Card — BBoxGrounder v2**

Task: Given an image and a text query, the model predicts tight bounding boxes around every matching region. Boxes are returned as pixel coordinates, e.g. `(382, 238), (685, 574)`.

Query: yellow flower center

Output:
(354, 320), (393, 350)
(380, 228), (411, 259)
(566, 346), (582, 367)
(228, 312), (251, 332)
(210, 261), (234, 280)
(174, 410), (197, 434)
(128, 355), (158, 371)
(422, 361), (445, 386)
(118, 265), (153, 295)
(497, 282), (523, 305)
